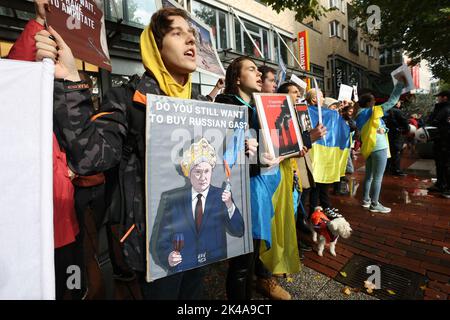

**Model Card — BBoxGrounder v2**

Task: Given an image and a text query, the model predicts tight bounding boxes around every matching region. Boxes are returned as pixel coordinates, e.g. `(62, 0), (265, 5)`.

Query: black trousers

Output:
(388, 133), (404, 173)
(138, 267), (205, 300)
(310, 183), (331, 212)
(434, 142), (450, 190)
(253, 239), (272, 279)
(226, 252), (254, 300)
(54, 235), (84, 300)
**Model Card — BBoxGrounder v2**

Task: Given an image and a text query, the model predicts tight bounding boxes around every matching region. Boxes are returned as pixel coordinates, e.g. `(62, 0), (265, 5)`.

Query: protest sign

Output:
(290, 74), (307, 90)
(391, 64), (415, 94)
(145, 95), (252, 281)
(253, 93), (303, 158)
(353, 85), (359, 102)
(46, 0), (111, 71)
(0, 59), (54, 299)
(338, 84), (354, 102)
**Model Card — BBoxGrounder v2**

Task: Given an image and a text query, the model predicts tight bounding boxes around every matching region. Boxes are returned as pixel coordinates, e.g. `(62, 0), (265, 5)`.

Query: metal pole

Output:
(229, 7), (265, 59)
(272, 27), (304, 72)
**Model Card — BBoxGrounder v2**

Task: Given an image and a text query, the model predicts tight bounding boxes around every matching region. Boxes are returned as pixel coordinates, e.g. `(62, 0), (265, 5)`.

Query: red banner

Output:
(297, 30), (310, 88)
(297, 31), (310, 72)
(46, 0), (111, 71)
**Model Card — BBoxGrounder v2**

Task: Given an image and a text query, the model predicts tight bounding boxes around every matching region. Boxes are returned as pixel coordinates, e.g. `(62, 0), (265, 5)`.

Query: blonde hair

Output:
(306, 88), (322, 105)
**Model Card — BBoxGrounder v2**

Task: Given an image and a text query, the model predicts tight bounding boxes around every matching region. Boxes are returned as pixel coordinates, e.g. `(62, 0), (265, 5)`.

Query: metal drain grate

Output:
(335, 255), (427, 300)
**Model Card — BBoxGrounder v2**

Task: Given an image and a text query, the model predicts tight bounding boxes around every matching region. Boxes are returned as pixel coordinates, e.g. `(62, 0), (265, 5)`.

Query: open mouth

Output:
(184, 48), (196, 59)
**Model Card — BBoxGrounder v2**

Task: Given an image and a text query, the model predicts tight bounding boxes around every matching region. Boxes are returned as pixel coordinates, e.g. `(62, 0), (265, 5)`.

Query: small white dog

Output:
(309, 207), (352, 257)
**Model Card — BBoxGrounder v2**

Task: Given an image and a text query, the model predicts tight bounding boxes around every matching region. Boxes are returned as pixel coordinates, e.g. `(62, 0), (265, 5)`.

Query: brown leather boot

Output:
(256, 277), (291, 300)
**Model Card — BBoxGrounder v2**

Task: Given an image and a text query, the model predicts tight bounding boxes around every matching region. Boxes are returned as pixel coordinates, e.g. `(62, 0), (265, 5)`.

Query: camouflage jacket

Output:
(54, 73), (206, 271)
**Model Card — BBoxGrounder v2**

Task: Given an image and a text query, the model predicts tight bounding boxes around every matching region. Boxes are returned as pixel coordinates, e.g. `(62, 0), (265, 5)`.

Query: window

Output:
(386, 49), (392, 64)
(105, 0), (158, 26)
(360, 38), (365, 52)
(341, 0), (346, 13)
(234, 18), (270, 59)
(347, 5), (358, 54)
(342, 25), (346, 41)
(329, 0), (340, 10)
(393, 49), (402, 64)
(380, 50), (385, 65)
(192, 0), (229, 50)
(274, 34), (290, 64)
(329, 20), (340, 37)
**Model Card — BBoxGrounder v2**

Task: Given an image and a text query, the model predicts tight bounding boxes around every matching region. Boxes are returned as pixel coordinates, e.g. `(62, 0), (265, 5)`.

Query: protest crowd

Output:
(1, 0), (449, 300)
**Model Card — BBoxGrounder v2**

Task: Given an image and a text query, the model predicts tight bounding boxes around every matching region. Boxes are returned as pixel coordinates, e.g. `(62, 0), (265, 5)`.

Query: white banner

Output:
(0, 59), (55, 299)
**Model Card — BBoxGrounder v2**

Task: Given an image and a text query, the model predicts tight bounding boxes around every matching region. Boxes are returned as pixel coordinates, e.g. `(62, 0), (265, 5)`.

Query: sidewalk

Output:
(300, 153), (450, 300)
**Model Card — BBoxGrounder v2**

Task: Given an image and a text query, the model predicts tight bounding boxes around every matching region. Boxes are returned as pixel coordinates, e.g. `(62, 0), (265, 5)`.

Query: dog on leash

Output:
(309, 207), (352, 256)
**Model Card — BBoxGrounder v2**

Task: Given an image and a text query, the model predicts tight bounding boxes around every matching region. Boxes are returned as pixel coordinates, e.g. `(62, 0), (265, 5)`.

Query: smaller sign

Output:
(353, 85), (359, 102)
(338, 84), (354, 102)
(391, 64), (415, 94)
(253, 93), (303, 159)
(290, 74), (307, 90)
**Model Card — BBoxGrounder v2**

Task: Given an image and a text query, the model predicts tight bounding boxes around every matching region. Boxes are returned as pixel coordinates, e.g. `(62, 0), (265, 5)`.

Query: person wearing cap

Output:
(150, 138), (244, 275)
(323, 97), (341, 110)
(428, 90), (450, 198)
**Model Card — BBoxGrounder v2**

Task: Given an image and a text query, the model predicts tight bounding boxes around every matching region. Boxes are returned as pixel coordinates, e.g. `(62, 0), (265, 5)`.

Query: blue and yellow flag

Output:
(252, 160), (301, 275)
(355, 105), (389, 159)
(308, 106), (351, 183)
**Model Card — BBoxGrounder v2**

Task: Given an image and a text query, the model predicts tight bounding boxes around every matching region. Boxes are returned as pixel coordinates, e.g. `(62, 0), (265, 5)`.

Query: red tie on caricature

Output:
(195, 194), (203, 232)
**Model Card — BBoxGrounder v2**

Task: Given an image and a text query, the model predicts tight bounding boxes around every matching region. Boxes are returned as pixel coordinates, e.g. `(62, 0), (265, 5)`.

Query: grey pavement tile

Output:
(314, 279), (379, 300)
(278, 266), (330, 300)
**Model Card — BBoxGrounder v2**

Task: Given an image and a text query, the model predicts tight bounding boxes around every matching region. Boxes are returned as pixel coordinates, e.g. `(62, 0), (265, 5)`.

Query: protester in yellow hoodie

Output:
(35, 8), (210, 299)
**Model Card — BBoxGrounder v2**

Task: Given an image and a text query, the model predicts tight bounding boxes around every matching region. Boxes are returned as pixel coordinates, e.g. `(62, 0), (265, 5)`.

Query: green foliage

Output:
(350, 0), (450, 82)
(260, 0), (331, 21)
(402, 93), (435, 116)
(261, 0), (450, 82)
(439, 80), (450, 92)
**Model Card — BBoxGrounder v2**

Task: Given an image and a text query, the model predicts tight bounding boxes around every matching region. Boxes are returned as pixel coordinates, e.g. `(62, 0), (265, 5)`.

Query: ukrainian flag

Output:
(223, 127), (300, 274)
(308, 106), (351, 183)
(252, 160), (301, 275)
(355, 105), (389, 159)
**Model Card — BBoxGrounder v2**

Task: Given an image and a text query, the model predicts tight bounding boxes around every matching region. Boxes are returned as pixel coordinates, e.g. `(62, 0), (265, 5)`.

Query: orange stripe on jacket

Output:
(133, 90), (147, 105)
(90, 112), (114, 122)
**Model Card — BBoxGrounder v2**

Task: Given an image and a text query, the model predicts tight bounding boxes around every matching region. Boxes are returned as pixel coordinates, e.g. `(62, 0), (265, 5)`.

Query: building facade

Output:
(0, 0), (380, 99)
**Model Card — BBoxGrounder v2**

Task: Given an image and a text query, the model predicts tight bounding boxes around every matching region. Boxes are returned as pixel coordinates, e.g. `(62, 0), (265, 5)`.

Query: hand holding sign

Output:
(35, 26), (80, 81)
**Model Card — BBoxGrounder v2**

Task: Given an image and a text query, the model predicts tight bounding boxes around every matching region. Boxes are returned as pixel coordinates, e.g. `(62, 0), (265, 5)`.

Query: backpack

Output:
(103, 75), (147, 226)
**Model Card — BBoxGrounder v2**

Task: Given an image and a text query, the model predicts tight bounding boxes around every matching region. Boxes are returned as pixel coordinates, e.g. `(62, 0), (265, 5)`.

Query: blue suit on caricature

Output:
(150, 185), (244, 274)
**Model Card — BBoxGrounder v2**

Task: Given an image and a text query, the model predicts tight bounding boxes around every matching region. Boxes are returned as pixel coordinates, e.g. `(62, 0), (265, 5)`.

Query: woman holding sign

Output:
(355, 77), (407, 213)
(216, 57), (300, 300)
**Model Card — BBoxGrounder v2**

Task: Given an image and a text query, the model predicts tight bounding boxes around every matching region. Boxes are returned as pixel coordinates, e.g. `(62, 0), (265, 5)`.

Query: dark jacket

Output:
(428, 101), (450, 146)
(214, 94), (263, 177)
(53, 72), (206, 271)
(383, 107), (409, 138)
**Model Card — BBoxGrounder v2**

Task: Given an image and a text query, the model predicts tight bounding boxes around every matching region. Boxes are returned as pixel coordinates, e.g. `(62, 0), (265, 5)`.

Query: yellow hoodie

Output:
(139, 25), (192, 99)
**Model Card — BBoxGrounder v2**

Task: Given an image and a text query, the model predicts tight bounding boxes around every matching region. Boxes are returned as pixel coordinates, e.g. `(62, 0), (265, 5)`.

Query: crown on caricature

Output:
(180, 138), (217, 177)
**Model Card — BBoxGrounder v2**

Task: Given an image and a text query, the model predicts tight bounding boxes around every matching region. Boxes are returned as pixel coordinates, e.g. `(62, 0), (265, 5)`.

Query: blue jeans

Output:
(363, 148), (388, 205)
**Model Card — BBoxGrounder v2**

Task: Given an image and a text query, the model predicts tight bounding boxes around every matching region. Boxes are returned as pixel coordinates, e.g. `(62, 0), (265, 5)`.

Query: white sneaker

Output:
(361, 199), (371, 208)
(369, 203), (391, 213)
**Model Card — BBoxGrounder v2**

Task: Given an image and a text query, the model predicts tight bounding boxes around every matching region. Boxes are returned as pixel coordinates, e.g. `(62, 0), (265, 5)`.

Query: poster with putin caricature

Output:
(145, 95), (252, 281)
